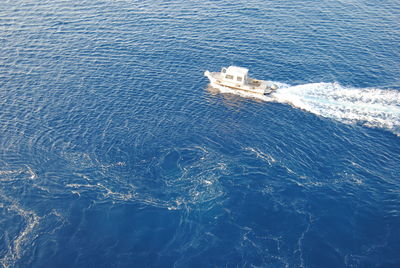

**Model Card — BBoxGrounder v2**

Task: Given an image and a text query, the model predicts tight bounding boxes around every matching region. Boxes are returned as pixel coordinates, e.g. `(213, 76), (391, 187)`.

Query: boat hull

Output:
(204, 70), (275, 95)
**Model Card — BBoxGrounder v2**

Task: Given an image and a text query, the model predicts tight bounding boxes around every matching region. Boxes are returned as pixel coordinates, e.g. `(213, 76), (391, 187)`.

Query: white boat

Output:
(204, 66), (278, 95)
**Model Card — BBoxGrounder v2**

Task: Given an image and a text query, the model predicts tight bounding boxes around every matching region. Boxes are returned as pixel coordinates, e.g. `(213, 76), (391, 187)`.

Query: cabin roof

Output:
(226, 66), (248, 77)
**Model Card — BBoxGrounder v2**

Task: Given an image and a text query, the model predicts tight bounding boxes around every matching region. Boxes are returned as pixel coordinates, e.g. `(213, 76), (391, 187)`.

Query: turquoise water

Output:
(1, 0), (399, 267)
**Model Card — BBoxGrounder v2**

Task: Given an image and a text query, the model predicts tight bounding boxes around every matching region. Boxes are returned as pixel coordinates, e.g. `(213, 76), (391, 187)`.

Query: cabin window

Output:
(237, 76), (243, 82)
(222, 68), (226, 73)
(225, 75), (233, 80)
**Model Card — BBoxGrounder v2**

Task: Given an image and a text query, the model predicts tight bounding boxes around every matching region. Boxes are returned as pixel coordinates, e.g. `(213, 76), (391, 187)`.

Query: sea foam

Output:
(273, 83), (400, 135)
(209, 82), (400, 135)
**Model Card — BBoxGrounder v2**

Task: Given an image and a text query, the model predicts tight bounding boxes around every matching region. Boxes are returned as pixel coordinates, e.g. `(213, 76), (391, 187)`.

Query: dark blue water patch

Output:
(86, 206), (178, 266)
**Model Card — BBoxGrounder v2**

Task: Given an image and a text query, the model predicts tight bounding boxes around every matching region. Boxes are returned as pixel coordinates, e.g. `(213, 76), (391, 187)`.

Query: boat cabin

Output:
(221, 66), (249, 86)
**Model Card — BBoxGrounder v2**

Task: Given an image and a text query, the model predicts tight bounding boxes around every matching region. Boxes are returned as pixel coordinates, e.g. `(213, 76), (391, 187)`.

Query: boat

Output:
(204, 66), (278, 95)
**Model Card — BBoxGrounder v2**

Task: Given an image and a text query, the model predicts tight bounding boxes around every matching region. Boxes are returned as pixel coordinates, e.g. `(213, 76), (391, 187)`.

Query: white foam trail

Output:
(271, 83), (400, 135)
(208, 82), (400, 135)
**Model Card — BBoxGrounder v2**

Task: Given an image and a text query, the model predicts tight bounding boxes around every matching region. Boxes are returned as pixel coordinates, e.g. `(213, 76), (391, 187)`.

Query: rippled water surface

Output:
(1, 0), (400, 267)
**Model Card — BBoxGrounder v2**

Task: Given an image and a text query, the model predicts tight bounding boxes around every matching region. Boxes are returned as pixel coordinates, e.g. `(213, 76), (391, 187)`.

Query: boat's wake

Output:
(209, 82), (400, 135)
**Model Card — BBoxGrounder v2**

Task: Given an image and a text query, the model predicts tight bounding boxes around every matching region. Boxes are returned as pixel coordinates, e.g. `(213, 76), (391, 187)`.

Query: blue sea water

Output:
(1, 0), (400, 267)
